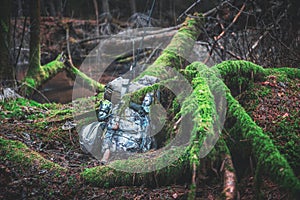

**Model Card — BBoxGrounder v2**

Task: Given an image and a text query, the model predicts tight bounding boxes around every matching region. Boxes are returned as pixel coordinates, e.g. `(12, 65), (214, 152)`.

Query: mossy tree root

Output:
(211, 60), (300, 95)
(0, 137), (66, 173)
(211, 60), (265, 95)
(137, 13), (204, 79)
(212, 60), (300, 81)
(82, 69), (218, 191)
(191, 62), (300, 196)
(64, 59), (105, 92)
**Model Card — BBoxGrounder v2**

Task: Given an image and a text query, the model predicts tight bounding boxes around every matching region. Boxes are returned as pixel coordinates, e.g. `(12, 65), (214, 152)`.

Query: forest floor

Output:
(1, 17), (299, 199)
(1, 73), (299, 199)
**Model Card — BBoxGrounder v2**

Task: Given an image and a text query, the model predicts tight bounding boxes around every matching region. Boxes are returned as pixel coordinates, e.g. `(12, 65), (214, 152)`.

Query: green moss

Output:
(82, 145), (189, 187)
(137, 13), (203, 80)
(0, 98), (43, 120)
(0, 137), (65, 172)
(194, 61), (300, 194)
(65, 63), (105, 92)
(266, 67), (300, 81)
(211, 60), (266, 95)
(212, 60), (265, 78)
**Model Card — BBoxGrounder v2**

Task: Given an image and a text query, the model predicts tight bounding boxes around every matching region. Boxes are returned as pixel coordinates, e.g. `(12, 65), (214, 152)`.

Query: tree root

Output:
(191, 61), (300, 197)
(0, 136), (66, 173)
(63, 58), (105, 92)
(82, 66), (217, 191)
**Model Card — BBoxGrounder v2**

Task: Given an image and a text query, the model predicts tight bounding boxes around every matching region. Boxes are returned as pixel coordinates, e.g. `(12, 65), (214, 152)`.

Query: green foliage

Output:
(0, 98), (43, 120)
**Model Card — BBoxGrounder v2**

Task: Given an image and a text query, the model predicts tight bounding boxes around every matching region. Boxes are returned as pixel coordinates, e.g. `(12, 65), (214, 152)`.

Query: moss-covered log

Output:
(22, 54), (66, 96)
(190, 61), (300, 196)
(21, 54), (104, 96)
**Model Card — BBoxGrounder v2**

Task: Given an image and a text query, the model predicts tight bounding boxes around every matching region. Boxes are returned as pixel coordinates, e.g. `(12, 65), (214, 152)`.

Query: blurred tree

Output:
(130, 0), (136, 14)
(101, 0), (110, 14)
(0, 0), (15, 85)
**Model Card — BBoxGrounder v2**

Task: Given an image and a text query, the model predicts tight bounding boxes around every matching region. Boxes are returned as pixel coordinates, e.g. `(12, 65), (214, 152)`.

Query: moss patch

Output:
(0, 137), (65, 172)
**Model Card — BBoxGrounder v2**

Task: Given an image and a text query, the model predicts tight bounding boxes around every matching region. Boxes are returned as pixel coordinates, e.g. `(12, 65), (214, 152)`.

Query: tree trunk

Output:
(101, 0), (110, 14)
(28, 0), (41, 77)
(93, 0), (100, 37)
(0, 0), (15, 85)
(130, 0), (136, 15)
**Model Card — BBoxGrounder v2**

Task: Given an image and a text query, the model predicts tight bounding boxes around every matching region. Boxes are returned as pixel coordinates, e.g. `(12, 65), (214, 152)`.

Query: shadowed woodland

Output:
(0, 0), (300, 199)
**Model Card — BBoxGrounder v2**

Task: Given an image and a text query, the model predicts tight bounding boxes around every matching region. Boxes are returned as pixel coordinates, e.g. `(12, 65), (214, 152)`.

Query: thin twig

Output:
(203, 0), (232, 17)
(66, 23), (74, 66)
(215, 3), (246, 41)
(19, 82), (51, 103)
